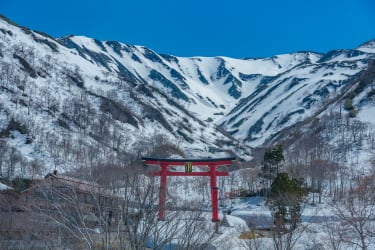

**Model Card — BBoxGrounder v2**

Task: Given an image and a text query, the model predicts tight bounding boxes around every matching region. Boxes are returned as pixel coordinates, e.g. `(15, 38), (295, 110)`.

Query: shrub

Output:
(344, 98), (354, 111)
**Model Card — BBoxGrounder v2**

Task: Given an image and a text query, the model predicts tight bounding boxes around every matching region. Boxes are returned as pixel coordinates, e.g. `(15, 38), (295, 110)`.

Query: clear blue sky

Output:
(1, 0), (374, 58)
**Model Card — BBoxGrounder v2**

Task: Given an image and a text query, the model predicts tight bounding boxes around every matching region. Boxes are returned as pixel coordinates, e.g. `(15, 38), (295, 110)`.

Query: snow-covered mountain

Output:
(56, 35), (375, 147)
(0, 15), (374, 176)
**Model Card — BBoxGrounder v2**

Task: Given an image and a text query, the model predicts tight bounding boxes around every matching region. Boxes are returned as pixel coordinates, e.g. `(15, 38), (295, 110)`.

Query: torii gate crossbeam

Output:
(142, 157), (235, 222)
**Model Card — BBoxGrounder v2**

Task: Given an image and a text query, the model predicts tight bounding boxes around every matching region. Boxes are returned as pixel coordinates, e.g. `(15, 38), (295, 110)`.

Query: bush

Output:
(268, 173), (306, 230)
(344, 98), (357, 117)
(344, 98), (354, 111)
(11, 178), (33, 191)
(348, 109), (357, 118)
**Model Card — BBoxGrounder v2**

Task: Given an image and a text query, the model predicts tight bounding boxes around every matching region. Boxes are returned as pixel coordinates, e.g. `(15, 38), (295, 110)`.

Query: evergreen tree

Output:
(268, 173), (306, 231)
(262, 144), (284, 180)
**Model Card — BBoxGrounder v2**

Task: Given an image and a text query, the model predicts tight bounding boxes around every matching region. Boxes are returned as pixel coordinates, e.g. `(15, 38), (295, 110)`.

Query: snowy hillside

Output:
(0, 15), (375, 177)
(55, 34), (375, 147)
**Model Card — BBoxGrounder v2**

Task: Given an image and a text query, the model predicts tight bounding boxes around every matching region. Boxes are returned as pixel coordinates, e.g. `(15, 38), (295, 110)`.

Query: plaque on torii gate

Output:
(142, 157), (235, 222)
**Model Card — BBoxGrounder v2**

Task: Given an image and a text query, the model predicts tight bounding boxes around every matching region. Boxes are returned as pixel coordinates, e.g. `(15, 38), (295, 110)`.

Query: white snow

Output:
(0, 182), (12, 190)
(358, 105), (375, 124)
(357, 40), (375, 54)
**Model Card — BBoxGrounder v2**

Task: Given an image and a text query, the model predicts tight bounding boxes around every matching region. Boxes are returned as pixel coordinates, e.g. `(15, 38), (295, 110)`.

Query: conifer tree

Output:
(262, 144), (284, 180)
(268, 173), (306, 231)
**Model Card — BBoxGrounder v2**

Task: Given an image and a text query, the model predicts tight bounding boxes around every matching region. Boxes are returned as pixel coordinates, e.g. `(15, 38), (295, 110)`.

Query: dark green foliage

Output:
(344, 98), (357, 117)
(262, 144), (284, 180)
(270, 173), (304, 198)
(266, 144), (284, 164)
(268, 173), (306, 230)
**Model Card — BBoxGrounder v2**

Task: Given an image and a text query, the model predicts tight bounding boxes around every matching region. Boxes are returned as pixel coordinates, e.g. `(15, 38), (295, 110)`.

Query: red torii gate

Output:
(142, 157), (235, 222)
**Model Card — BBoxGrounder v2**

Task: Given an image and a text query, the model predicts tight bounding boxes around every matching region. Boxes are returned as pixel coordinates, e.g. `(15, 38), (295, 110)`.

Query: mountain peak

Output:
(356, 38), (375, 53)
(1, 14), (375, 172)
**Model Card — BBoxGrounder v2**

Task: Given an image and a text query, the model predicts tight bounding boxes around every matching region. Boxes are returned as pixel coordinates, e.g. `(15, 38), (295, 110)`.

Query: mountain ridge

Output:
(0, 15), (374, 177)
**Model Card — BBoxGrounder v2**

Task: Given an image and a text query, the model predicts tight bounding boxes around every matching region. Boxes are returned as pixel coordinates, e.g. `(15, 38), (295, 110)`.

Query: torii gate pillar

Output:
(142, 157), (235, 222)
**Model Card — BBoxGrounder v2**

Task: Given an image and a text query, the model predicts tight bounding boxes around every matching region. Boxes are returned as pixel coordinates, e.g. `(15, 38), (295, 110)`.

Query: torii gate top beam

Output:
(142, 157), (236, 166)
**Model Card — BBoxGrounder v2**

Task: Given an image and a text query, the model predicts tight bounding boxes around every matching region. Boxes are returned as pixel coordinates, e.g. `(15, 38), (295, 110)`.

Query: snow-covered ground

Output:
(194, 194), (369, 249)
(0, 182), (12, 190)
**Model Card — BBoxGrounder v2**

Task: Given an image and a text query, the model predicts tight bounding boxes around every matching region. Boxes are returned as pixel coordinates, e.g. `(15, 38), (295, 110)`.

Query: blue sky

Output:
(1, 0), (374, 58)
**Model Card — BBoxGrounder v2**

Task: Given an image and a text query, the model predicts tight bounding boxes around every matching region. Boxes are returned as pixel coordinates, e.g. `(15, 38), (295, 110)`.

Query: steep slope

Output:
(222, 48), (374, 146)
(58, 34), (375, 148)
(0, 15), (374, 178)
(0, 16), (250, 177)
(57, 35), (321, 122)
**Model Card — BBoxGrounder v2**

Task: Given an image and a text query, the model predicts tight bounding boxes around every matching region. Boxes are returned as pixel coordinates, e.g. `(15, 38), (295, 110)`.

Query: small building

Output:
(0, 172), (144, 248)
(21, 171), (123, 227)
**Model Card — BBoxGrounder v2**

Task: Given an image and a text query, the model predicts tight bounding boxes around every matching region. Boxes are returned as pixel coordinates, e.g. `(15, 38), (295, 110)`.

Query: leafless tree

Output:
(319, 215), (344, 250)
(331, 174), (375, 250)
(0, 140), (8, 177)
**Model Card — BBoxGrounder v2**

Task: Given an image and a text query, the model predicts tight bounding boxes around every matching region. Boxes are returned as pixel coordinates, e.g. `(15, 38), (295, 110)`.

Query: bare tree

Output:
(331, 174), (375, 250)
(319, 214), (344, 250)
